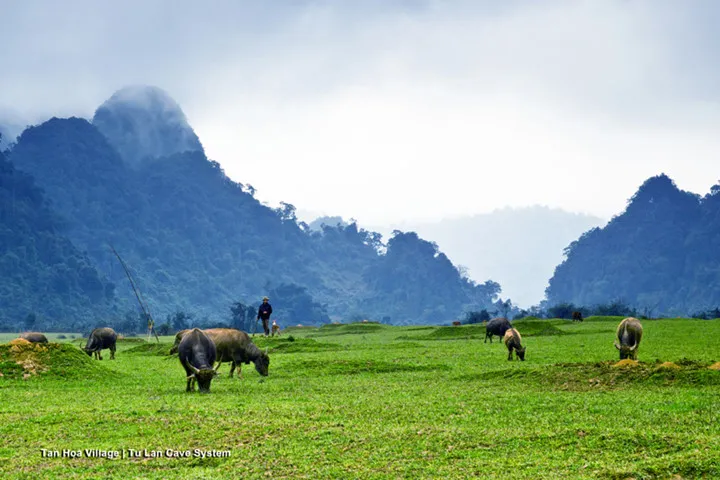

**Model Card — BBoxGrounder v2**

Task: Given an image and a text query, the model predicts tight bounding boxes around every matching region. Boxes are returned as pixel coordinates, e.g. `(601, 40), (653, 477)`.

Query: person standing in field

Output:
(257, 296), (273, 336)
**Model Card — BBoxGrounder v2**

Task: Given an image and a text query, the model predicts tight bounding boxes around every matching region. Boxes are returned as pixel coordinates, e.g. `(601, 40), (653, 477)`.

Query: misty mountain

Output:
(364, 206), (605, 307)
(547, 174), (720, 316)
(0, 113), (27, 149)
(92, 85), (204, 166)
(4, 87), (503, 330)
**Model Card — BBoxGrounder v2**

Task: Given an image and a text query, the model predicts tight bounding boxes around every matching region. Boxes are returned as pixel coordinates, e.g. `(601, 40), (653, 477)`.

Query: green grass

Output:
(1, 319), (719, 479)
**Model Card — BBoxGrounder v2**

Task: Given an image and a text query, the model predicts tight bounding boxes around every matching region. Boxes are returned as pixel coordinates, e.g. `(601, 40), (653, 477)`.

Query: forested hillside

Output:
(0, 144), (115, 330)
(4, 87), (503, 329)
(546, 174), (720, 316)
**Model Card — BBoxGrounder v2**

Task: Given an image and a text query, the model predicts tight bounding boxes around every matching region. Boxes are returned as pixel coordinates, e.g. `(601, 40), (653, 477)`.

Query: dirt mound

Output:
(708, 362), (720, 371)
(656, 361), (681, 370)
(612, 359), (639, 368)
(0, 342), (107, 379)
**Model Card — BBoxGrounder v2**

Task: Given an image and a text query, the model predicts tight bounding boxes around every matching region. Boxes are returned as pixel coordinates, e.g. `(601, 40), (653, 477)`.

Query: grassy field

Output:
(1, 317), (719, 479)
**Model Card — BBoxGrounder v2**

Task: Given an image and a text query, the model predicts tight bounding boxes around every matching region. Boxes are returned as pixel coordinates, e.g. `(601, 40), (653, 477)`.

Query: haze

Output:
(2, 1), (719, 224)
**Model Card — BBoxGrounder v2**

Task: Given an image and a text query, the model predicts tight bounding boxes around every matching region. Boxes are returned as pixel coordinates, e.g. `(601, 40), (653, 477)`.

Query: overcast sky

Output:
(2, 0), (720, 225)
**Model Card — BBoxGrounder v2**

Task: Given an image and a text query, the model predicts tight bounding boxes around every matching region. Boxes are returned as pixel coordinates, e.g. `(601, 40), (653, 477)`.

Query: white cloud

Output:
(2, 1), (720, 224)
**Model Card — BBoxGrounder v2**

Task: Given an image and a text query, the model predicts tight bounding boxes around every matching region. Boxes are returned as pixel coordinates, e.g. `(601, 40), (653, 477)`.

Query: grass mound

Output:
(253, 337), (343, 354)
(310, 323), (386, 336)
(460, 360), (720, 391)
(295, 359), (450, 376)
(414, 320), (567, 341)
(124, 342), (173, 356)
(0, 342), (109, 379)
(117, 337), (146, 344)
(511, 320), (567, 337)
(424, 325), (487, 340)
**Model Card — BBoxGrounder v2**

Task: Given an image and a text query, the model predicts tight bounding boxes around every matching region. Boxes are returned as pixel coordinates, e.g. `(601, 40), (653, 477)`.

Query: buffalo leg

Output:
(186, 377), (192, 392)
(110, 347), (115, 360)
(215, 360), (223, 373)
(507, 349), (513, 361)
(229, 362), (237, 378)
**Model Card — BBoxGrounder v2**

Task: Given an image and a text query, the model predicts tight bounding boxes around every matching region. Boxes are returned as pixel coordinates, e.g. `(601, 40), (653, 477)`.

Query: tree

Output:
(276, 202), (297, 222)
(156, 322), (172, 335)
(464, 310), (490, 324)
(498, 299), (513, 319)
(547, 303), (576, 319)
(168, 310), (192, 331)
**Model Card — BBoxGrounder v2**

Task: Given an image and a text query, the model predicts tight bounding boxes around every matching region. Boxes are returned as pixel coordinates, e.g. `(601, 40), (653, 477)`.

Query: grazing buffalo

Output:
(572, 311), (584, 322)
(452, 321), (462, 326)
(83, 327), (117, 360)
(204, 328), (270, 377)
(178, 328), (217, 393)
(168, 329), (190, 355)
(484, 317), (512, 343)
(19, 332), (48, 343)
(503, 328), (526, 361)
(614, 317), (643, 360)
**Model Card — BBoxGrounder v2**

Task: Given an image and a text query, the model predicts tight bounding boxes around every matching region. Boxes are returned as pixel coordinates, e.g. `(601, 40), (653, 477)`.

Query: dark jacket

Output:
(257, 303), (273, 320)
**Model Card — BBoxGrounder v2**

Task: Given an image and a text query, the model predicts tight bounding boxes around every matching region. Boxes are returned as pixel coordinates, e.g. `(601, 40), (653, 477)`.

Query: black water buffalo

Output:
(168, 329), (190, 355)
(83, 327), (117, 360)
(615, 317), (643, 360)
(572, 311), (583, 322)
(503, 328), (526, 361)
(484, 317), (512, 343)
(178, 328), (217, 393)
(19, 332), (49, 343)
(204, 328), (270, 377)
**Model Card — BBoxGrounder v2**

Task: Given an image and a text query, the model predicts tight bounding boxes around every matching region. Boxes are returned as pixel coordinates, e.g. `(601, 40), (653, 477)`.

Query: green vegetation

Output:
(5, 115), (502, 331)
(1, 318), (719, 479)
(0, 148), (114, 329)
(547, 173), (720, 316)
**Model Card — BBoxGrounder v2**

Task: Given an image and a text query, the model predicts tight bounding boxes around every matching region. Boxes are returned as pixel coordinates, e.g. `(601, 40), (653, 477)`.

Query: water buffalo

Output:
(615, 317), (643, 360)
(485, 317), (512, 343)
(572, 311), (583, 322)
(178, 328), (217, 393)
(168, 329), (190, 354)
(503, 328), (526, 361)
(204, 328), (270, 377)
(83, 327), (117, 360)
(19, 332), (48, 343)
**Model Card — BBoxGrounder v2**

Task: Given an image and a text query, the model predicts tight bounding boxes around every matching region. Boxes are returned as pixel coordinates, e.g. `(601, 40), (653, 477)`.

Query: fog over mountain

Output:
(0, 110), (30, 149)
(335, 206), (606, 307)
(92, 85), (204, 166)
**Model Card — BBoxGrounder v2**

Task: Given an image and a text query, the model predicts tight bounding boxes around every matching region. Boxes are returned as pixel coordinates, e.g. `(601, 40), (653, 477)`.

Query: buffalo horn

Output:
(614, 343), (621, 350)
(183, 361), (200, 374)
